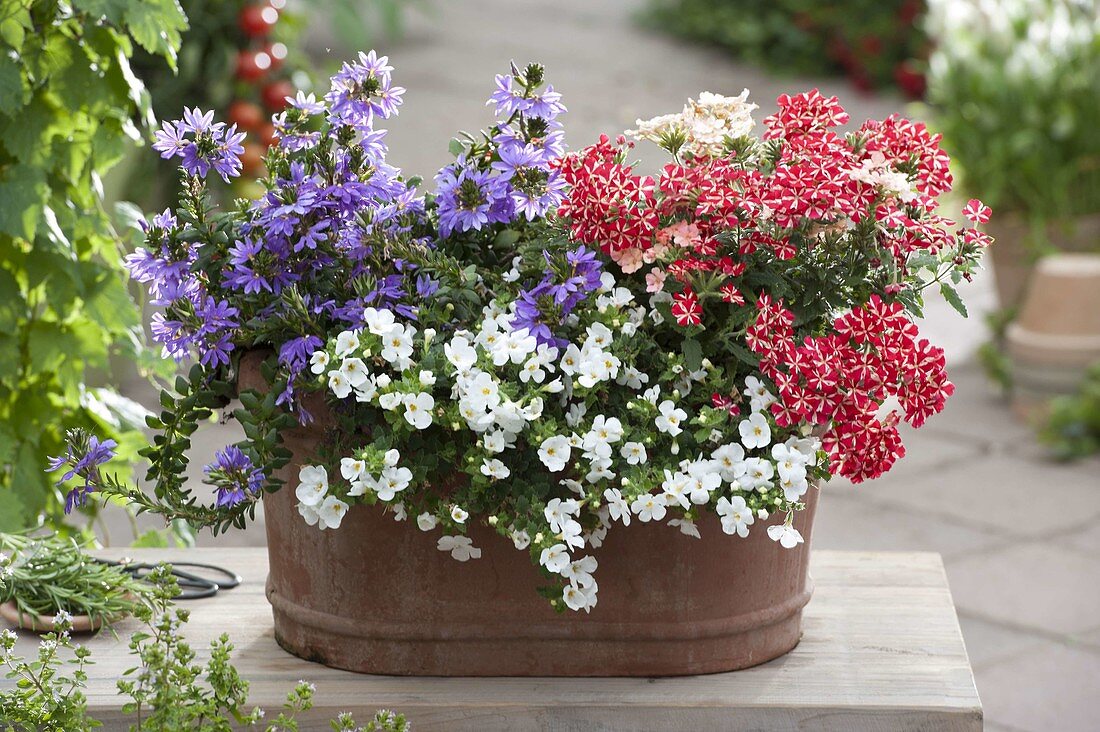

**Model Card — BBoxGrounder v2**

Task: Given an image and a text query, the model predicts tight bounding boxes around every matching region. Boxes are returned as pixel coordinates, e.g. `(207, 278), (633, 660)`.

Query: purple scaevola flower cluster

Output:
(325, 51), (405, 133)
(512, 246), (603, 347)
(153, 107), (246, 182)
(126, 210), (195, 305)
(47, 433), (117, 514)
(434, 67), (567, 235)
(150, 295), (240, 368)
(203, 445), (265, 508)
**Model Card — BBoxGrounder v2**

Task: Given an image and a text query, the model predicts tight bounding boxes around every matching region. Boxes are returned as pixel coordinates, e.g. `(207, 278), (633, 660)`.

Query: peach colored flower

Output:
(646, 269), (667, 293)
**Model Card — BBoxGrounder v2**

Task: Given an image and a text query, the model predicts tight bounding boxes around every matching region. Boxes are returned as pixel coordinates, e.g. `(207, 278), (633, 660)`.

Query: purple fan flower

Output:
(491, 143), (565, 220)
(203, 445), (265, 508)
(487, 74), (528, 118)
(434, 159), (513, 236)
(326, 50), (405, 132)
(154, 107), (246, 182)
(47, 433), (117, 514)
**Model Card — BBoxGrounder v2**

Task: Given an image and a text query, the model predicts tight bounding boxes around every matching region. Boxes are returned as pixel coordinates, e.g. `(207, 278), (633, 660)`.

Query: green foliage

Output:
(926, 0), (1100, 228)
(0, 0), (185, 532)
(1039, 362), (1100, 460)
(643, 0), (926, 96)
(0, 564), (403, 730)
(0, 531), (150, 626)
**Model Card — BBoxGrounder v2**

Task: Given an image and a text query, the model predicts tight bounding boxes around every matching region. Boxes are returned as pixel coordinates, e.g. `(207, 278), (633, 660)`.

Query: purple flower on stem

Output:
(492, 143), (565, 220)
(203, 445), (265, 508)
(153, 107), (246, 182)
(434, 159), (513, 236)
(46, 432), (117, 514)
(326, 51), (404, 132)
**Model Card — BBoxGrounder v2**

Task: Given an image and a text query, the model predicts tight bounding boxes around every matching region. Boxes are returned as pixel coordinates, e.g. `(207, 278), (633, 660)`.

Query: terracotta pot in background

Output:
(239, 353), (819, 677)
(985, 213), (1100, 311)
(1005, 253), (1100, 421)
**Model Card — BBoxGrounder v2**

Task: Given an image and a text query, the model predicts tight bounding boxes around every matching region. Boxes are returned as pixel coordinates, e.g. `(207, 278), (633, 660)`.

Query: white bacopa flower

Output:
(560, 518), (585, 550)
(450, 505), (469, 523)
(464, 371), (501, 411)
(445, 335), (478, 373)
(739, 412), (772, 450)
(616, 365), (649, 390)
(544, 377), (565, 393)
(642, 385), (661, 404)
(480, 458), (510, 480)
(768, 523), (805, 549)
(540, 543), (571, 574)
(298, 500), (321, 526)
(744, 375), (776, 413)
(511, 529), (531, 550)
(327, 370), (352, 399)
(780, 474), (810, 502)
(384, 448), (400, 467)
(483, 430), (506, 454)
(317, 495), (349, 530)
(686, 460), (721, 504)
(565, 402), (587, 427)
(669, 517), (701, 539)
(584, 462), (614, 484)
(380, 324), (415, 363)
(560, 344), (582, 375)
(716, 495), (754, 537)
(561, 555), (598, 588)
(378, 392), (403, 411)
(403, 392), (435, 429)
(375, 466), (412, 501)
(740, 457), (775, 491)
(538, 435), (572, 472)
(544, 497), (579, 533)
(309, 349), (330, 374)
(772, 443), (809, 482)
(354, 375), (380, 403)
(563, 581), (598, 613)
(339, 357), (370, 387)
(437, 535), (481, 561)
(603, 488), (632, 526)
(392, 502), (406, 522)
(417, 512), (438, 531)
(631, 493), (668, 522)
(295, 465), (328, 506)
(334, 330), (360, 358)
(661, 470), (690, 510)
(712, 442), (746, 481)
(419, 370), (437, 387)
(620, 441), (647, 465)
(655, 400), (687, 436)
(363, 307), (397, 336)
(340, 457), (366, 483)
(598, 271), (616, 292)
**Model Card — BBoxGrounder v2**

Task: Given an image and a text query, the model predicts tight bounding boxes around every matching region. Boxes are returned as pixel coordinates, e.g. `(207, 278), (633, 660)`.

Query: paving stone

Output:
(946, 542), (1100, 635)
(864, 453), (1100, 537)
(956, 615), (1044, 669)
(814, 494), (1006, 560)
(1057, 519), (1100, 555)
(975, 639), (1100, 732)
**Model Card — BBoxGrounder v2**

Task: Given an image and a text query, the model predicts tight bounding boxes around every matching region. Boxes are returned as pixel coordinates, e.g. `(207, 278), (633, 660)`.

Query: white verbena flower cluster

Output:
(628, 90), (759, 158)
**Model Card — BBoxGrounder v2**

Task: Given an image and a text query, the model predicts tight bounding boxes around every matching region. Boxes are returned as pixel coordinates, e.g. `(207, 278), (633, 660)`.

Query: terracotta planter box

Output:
(986, 213), (1100, 311)
(242, 356), (818, 677)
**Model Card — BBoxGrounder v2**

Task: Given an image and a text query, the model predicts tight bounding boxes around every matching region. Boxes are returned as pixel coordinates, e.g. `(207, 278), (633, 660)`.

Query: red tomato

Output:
(241, 141), (266, 176)
(226, 100), (265, 132)
(235, 50), (272, 82)
(261, 80), (295, 111)
(238, 5), (278, 38)
(258, 122), (278, 149)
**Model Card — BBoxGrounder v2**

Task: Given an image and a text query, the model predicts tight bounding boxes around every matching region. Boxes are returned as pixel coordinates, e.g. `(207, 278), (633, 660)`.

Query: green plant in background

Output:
(643, 0), (927, 97)
(0, 1), (186, 534)
(925, 0), (1100, 235)
(0, 564), (409, 730)
(0, 532), (149, 627)
(1039, 362), (1100, 460)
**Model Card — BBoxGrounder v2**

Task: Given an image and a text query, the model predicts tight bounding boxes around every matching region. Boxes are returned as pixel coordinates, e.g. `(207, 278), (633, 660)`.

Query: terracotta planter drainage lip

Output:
(266, 579), (814, 643)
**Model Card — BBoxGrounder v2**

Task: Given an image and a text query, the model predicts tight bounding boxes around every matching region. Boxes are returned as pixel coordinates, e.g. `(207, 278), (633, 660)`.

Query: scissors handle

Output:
(93, 559), (241, 600)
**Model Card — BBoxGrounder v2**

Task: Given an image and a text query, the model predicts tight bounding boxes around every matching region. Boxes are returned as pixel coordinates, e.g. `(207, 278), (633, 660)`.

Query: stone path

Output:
(111, 0), (1100, 728)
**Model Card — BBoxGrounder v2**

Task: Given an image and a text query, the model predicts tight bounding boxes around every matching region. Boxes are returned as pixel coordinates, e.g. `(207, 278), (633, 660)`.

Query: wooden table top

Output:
(2, 548), (981, 731)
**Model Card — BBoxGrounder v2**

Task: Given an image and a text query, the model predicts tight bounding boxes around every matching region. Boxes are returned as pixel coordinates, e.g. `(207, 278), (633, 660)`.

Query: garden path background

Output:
(113, 1), (1100, 729)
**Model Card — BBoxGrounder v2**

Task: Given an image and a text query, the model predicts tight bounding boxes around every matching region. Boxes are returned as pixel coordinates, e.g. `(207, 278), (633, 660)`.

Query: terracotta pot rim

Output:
(1006, 324), (1100, 350)
(266, 577), (814, 644)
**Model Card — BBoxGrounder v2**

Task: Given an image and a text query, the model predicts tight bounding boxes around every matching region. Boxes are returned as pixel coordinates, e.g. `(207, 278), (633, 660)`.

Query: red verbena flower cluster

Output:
(557, 89), (990, 483)
(748, 294), (954, 483)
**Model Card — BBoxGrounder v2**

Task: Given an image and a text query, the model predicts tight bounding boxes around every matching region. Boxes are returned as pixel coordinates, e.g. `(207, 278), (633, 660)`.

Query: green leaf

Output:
(130, 529), (170, 548)
(939, 282), (969, 318)
(0, 53), (25, 111)
(682, 337), (703, 371)
(0, 164), (48, 240)
(0, 268), (24, 334)
(123, 0), (188, 68)
(448, 138), (466, 156)
(0, 489), (27, 532)
(72, 0), (131, 24)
